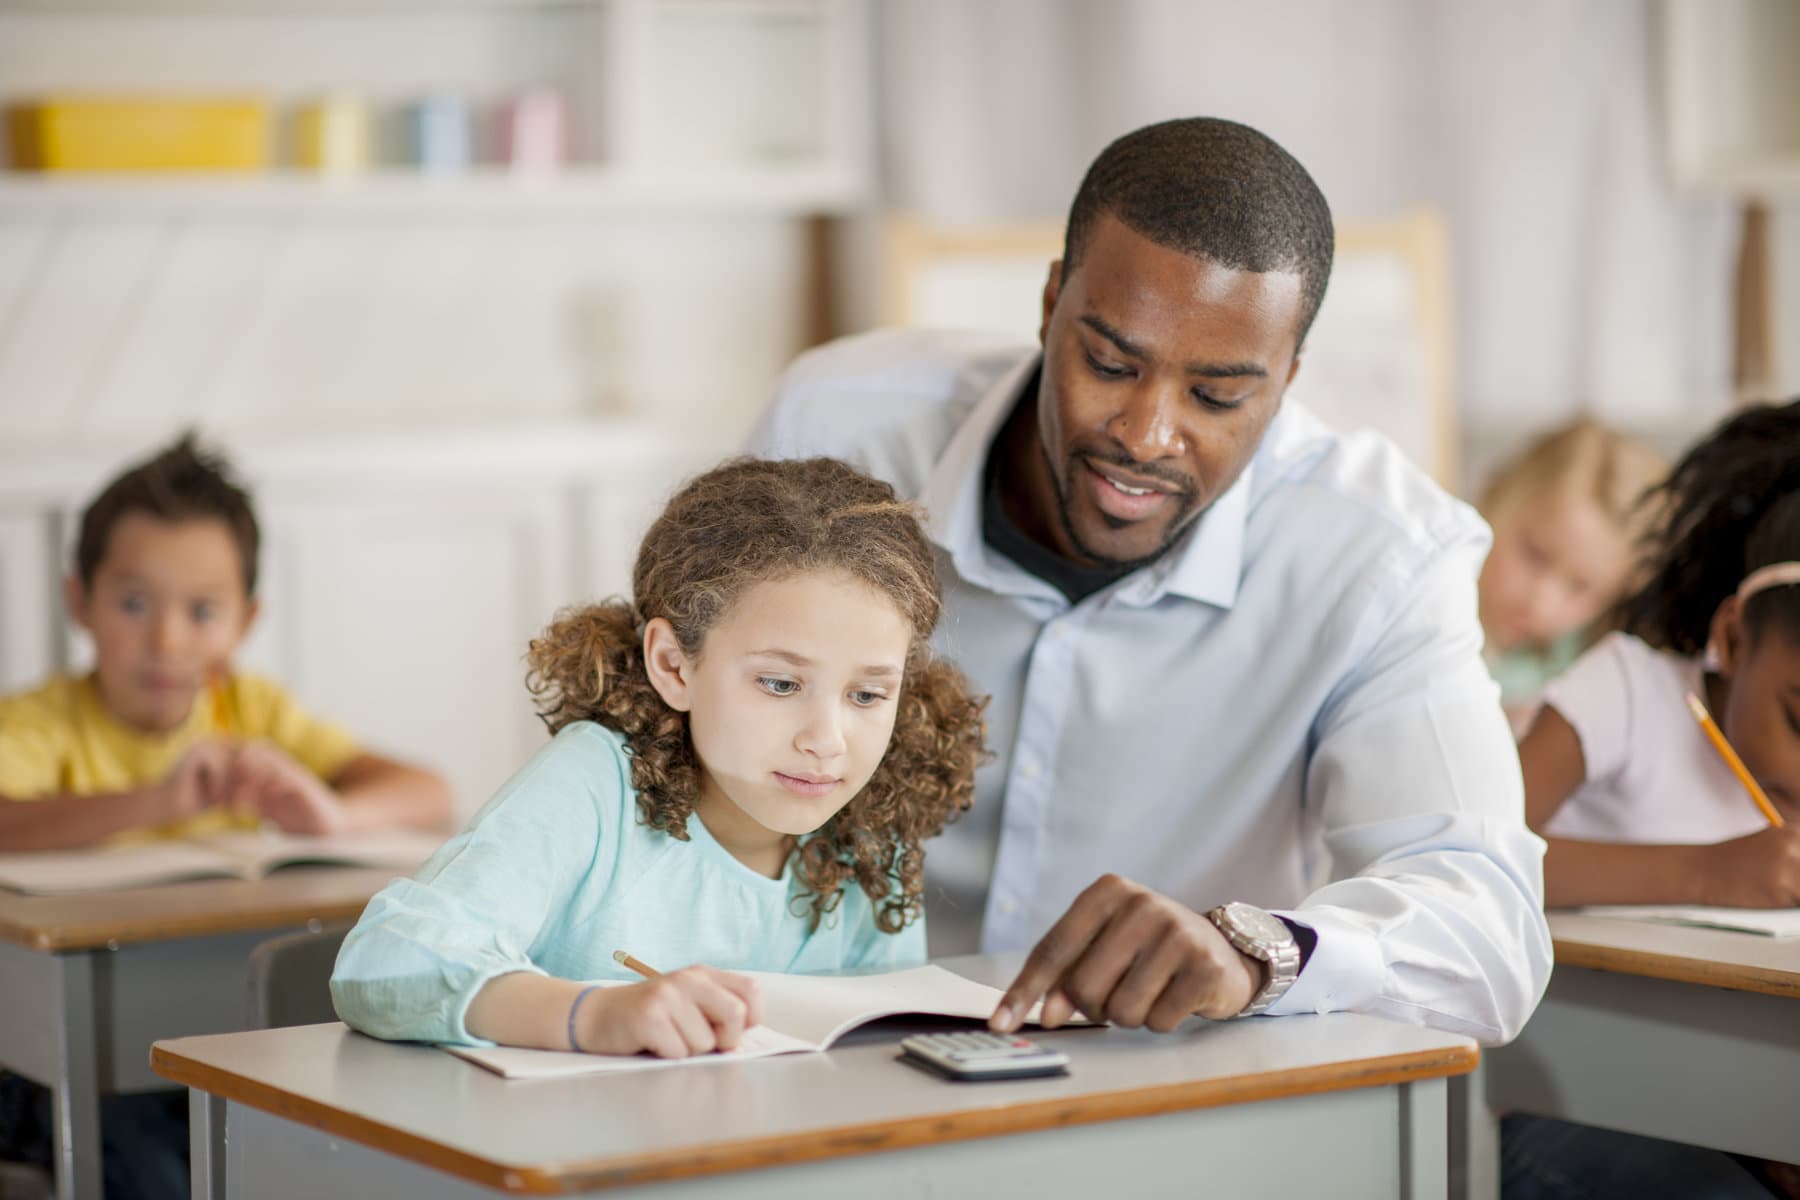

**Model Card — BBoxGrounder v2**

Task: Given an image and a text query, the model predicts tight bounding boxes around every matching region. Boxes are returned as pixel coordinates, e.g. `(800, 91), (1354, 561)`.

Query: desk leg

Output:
(48, 953), (102, 1200)
(188, 1091), (225, 1200)
(1400, 1076), (1449, 1200)
(1447, 1062), (1500, 1200)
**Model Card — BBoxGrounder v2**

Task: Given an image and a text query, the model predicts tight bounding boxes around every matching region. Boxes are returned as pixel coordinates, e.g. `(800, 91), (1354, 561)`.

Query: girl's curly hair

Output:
(1611, 397), (1800, 654)
(526, 457), (987, 934)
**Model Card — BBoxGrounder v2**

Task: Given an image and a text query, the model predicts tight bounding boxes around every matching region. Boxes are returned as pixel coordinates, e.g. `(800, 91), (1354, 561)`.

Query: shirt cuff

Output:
(1264, 909), (1385, 1017)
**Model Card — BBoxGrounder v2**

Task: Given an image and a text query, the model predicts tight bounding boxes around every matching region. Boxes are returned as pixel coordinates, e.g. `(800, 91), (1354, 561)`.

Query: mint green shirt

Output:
(331, 722), (925, 1046)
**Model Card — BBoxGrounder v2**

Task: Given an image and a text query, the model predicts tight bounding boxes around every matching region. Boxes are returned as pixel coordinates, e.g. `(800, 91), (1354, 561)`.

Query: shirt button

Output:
(1019, 760), (1041, 779)
(999, 900), (1018, 915)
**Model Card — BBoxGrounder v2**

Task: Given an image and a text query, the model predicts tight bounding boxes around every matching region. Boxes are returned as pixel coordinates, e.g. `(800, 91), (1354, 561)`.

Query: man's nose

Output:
(1105, 379), (1184, 461)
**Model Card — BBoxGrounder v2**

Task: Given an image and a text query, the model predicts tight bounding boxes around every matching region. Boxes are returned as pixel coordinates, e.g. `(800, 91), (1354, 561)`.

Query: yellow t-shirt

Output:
(0, 672), (361, 843)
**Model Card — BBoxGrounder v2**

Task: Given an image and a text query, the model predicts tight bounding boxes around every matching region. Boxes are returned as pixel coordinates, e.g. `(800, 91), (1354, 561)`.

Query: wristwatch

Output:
(1206, 901), (1302, 1017)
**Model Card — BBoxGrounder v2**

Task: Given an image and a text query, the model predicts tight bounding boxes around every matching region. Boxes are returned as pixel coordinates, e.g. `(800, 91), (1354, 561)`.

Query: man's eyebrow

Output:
(1080, 313), (1266, 379)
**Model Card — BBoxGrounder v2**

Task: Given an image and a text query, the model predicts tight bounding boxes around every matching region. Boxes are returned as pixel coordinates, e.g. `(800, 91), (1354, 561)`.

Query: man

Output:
(752, 117), (1549, 1043)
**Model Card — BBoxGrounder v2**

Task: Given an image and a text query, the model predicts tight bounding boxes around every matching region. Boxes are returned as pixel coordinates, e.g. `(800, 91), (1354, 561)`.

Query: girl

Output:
(1476, 420), (1667, 724)
(1518, 399), (1800, 910)
(332, 457), (986, 1058)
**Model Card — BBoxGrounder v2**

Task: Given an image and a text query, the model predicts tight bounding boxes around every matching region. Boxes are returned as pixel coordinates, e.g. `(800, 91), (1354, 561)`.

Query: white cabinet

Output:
(0, 425), (701, 818)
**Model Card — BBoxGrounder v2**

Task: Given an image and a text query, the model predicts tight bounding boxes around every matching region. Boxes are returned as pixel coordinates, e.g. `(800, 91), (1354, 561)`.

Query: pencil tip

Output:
(1684, 692), (1707, 720)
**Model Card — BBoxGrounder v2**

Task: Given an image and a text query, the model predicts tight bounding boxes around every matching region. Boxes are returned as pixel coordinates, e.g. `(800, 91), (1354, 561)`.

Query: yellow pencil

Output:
(611, 950), (661, 979)
(1685, 692), (1784, 828)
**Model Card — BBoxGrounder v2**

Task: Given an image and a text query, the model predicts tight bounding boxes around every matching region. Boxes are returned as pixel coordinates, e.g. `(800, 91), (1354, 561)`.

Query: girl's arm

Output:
(1525, 705), (1800, 907)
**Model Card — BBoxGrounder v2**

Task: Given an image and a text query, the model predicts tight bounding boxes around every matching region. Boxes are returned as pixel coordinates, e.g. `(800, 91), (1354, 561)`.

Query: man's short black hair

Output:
(1063, 117), (1335, 346)
(76, 432), (260, 594)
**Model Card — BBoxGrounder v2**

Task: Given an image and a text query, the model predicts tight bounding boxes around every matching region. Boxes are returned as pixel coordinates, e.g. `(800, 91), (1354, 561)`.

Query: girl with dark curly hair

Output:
(1516, 398), (1800, 911)
(332, 457), (986, 1060)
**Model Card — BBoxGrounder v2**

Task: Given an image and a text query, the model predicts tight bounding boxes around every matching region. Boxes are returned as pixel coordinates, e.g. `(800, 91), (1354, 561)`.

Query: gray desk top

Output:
(1548, 912), (1800, 999)
(152, 956), (1477, 1194)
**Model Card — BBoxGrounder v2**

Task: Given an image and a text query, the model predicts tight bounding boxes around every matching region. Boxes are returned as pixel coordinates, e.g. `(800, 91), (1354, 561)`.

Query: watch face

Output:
(1225, 902), (1289, 944)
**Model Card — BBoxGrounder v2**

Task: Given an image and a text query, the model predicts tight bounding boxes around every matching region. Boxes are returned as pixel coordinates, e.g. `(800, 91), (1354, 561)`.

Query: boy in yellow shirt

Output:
(0, 434), (450, 1200)
(0, 434), (451, 848)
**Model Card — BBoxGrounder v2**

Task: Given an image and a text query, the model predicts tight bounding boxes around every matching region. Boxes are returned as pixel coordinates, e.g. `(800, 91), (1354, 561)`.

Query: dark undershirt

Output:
(975, 382), (1318, 976)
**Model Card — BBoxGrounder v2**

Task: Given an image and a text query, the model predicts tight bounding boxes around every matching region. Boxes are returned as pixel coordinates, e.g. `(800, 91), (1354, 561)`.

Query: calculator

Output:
(898, 1031), (1070, 1081)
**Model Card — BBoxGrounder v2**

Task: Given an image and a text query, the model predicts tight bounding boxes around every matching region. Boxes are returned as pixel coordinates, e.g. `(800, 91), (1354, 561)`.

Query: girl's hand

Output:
(1696, 826), (1800, 908)
(576, 967), (763, 1058)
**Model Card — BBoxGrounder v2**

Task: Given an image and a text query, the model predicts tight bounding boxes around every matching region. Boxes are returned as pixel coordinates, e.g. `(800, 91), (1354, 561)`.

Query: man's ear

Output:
(64, 574), (92, 633)
(642, 617), (695, 712)
(1038, 259), (1063, 346)
(1710, 596), (1746, 676)
(1284, 351), (1304, 389)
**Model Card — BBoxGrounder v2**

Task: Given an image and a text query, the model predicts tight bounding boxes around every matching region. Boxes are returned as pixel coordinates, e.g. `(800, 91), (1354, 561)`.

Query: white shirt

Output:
(750, 328), (1551, 1044)
(1542, 633), (1769, 844)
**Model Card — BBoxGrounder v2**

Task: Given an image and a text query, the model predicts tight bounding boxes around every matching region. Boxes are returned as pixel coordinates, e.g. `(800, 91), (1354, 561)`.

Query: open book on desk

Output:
(0, 829), (443, 896)
(450, 964), (1087, 1080)
(1576, 904), (1800, 937)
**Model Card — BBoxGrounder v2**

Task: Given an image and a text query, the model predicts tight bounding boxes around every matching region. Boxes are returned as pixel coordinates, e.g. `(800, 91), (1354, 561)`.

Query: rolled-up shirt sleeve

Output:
(331, 733), (607, 1046)
(1267, 534), (1552, 1045)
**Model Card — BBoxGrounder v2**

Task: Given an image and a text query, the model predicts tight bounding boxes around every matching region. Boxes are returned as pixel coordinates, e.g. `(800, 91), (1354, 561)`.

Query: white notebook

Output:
(1576, 904), (1800, 937)
(449, 964), (1079, 1080)
(0, 829), (443, 896)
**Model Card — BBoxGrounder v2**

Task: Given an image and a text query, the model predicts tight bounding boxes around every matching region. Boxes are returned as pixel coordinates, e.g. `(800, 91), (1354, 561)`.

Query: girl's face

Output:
(1716, 610), (1800, 820)
(1480, 489), (1634, 653)
(645, 569), (914, 871)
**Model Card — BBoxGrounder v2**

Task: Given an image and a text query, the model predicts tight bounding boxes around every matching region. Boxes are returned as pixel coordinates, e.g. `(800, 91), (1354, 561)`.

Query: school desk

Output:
(152, 954), (1479, 1200)
(1486, 912), (1800, 1169)
(0, 867), (398, 1200)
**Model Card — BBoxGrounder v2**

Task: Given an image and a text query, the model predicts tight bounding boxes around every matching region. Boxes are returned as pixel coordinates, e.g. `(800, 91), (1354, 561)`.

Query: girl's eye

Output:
(850, 689), (890, 708)
(757, 676), (800, 697)
(1083, 350), (1129, 379)
(191, 602), (217, 623)
(119, 594), (147, 615)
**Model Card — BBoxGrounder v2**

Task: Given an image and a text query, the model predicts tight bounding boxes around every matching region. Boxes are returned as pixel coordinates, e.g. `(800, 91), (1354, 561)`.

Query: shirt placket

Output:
(982, 610), (1077, 950)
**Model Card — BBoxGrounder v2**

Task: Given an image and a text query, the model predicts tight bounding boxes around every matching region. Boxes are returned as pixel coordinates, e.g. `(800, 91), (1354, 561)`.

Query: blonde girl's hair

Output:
(1479, 420), (1669, 549)
(525, 456), (986, 934)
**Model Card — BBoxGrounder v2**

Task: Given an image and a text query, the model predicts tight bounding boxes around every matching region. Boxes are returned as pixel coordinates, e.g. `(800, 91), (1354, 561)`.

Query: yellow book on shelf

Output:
(9, 97), (270, 171)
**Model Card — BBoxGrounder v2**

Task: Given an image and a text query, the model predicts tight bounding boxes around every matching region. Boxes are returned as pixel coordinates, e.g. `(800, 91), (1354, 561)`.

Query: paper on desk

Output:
(449, 963), (1066, 1080)
(1576, 904), (1800, 937)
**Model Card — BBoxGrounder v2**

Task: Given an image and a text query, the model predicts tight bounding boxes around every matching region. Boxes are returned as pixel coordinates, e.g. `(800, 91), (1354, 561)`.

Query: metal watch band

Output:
(1207, 902), (1302, 1018)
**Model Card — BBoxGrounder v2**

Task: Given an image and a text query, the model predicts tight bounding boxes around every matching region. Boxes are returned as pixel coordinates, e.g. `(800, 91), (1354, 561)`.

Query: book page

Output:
(1577, 904), (1800, 937)
(447, 964), (1070, 1081)
(0, 842), (246, 895)
(199, 829), (445, 876)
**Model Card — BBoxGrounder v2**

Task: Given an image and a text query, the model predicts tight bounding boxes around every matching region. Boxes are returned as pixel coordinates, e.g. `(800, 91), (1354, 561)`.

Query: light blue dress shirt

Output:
(750, 328), (1551, 1044)
(331, 722), (925, 1046)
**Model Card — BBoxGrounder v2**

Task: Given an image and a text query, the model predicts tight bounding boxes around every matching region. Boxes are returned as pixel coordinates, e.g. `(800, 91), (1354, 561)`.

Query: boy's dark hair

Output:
(1612, 398), (1800, 653)
(1063, 117), (1336, 345)
(76, 433), (260, 595)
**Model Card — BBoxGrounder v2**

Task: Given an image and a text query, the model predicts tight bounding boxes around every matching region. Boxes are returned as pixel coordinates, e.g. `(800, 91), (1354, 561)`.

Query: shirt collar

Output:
(917, 350), (1254, 611)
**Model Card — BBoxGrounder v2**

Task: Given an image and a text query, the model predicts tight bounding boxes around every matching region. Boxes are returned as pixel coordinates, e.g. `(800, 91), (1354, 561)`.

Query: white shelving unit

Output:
(1660, 0), (1800, 399)
(1661, 0), (1800, 197)
(0, 0), (872, 446)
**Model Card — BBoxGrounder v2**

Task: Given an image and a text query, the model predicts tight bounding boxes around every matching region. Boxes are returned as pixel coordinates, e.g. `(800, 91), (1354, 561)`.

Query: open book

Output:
(450, 964), (1083, 1080)
(0, 829), (444, 896)
(1576, 904), (1800, 937)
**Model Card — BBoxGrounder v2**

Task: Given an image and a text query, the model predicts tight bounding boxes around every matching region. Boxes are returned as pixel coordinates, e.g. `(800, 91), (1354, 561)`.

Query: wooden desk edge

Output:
(0, 897), (375, 953)
(151, 1039), (1478, 1195)
(1552, 936), (1800, 1001)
